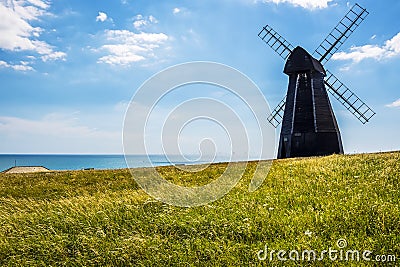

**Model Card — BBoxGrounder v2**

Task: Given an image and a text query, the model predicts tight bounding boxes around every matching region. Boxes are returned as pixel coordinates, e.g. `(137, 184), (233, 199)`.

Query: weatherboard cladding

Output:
(312, 73), (339, 132)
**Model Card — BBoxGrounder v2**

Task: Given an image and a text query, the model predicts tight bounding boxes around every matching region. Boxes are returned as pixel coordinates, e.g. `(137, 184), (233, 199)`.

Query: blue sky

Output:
(0, 0), (399, 155)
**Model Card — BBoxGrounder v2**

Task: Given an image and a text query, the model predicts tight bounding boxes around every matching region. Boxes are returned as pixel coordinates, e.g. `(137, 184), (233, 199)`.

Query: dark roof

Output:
(284, 46), (326, 75)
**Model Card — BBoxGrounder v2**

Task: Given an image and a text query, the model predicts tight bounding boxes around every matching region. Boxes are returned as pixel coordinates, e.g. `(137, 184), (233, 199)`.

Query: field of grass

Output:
(0, 152), (399, 266)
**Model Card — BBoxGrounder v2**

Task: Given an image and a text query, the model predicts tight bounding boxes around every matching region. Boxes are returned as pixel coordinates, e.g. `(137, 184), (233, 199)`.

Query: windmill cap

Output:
(284, 46), (326, 76)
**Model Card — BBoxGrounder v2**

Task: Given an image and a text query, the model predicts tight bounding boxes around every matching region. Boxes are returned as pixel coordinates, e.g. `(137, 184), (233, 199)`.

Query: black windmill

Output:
(258, 3), (376, 159)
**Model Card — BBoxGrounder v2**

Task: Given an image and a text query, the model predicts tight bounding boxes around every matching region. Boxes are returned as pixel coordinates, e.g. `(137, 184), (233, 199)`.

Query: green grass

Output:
(0, 152), (399, 266)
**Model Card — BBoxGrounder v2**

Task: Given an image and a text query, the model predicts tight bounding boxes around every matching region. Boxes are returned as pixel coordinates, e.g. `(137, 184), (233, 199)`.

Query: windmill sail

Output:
(313, 3), (369, 65)
(267, 96), (286, 128)
(258, 25), (294, 60)
(324, 70), (375, 124)
(259, 25), (294, 127)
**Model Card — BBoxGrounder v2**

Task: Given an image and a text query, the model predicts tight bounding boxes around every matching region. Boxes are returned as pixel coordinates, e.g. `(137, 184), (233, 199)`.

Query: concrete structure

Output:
(2, 166), (51, 174)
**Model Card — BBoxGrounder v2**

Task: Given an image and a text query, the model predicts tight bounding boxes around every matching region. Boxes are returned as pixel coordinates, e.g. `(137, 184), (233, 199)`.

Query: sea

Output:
(0, 154), (220, 172)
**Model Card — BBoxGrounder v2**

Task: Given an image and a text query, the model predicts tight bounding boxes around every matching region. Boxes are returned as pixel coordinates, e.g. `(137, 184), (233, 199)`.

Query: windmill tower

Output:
(258, 3), (375, 159)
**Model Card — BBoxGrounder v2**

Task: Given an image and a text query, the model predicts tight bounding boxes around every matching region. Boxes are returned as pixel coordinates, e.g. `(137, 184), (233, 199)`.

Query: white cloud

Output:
(133, 14), (158, 30)
(27, 0), (49, 9)
(332, 32), (400, 63)
(257, 0), (333, 10)
(10, 63), (33, 71)
(172, 7), (191, 16)
(173, 7), (181, 14)
(0, 61), (8, 67)
(0, 60), (34, 71)
(97, 30), (169, 66)
(149, 15), (157, 23)
(96, 11), (108, 22)
(0, 0), (66, 68)
(386, 99), (400, 108)
(41, 51), (67, 62)
(133, 19), (147, 29)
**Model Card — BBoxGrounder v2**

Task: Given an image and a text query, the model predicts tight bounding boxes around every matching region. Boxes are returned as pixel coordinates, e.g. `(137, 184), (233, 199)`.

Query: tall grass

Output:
(0, 152), (399, 266)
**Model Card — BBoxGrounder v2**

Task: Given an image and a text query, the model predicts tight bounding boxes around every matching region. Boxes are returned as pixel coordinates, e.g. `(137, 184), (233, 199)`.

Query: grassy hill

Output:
(0, 152), (399, 266)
